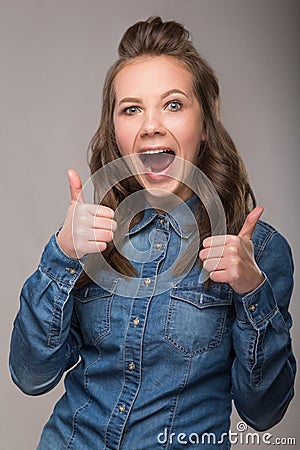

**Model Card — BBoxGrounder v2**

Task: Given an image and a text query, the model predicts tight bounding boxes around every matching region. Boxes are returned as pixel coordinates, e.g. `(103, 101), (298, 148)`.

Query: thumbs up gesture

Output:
(199, 207), (265, 294)
(57, 169), (117, 259)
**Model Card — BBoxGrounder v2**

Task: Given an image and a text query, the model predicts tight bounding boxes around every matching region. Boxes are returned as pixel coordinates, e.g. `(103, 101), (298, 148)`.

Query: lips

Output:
(138, 149), (175, 173)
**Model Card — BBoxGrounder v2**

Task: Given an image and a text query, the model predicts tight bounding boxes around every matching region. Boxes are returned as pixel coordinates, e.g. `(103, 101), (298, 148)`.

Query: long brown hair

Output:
(78, 16), (255, 284)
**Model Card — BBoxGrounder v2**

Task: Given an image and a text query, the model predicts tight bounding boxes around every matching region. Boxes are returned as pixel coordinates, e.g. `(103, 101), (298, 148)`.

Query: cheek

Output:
(168, 111), (203, 147)
(189, 114), (204, 148)
(178, 123), (203, 154)
(114, 122), (133, 156)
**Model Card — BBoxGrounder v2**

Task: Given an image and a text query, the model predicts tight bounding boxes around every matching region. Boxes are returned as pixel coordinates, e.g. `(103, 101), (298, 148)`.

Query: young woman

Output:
(10, 17), (296, 449)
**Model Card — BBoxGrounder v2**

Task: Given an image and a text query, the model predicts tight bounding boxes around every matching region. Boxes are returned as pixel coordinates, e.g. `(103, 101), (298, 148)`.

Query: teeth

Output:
(143, 149), (171, 155)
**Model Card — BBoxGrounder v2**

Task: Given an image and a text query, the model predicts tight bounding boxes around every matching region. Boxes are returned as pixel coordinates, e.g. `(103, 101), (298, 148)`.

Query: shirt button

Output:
(156, 243), (163, 249)
(159, 218), (165, 225)
(144, 278), (151, 286)
(133, 317), (140, 327)
(249, 304), (257, 312)
(128, 362), (135, 371)
(119, 404), (126, 413)
(67, 267), (77, 275)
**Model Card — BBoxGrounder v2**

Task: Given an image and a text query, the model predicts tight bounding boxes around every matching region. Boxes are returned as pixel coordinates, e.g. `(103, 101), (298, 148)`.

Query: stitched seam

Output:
(66, 350), (102, 448)
(165, 301), (229, 356)
(165, 358), (192, 450)
(250, 327), (266, 386)
(48, 290), (64, 348)
(39, 265), (80, 288)
(104, 298), (135, 449)
(255, 229), (277, 262)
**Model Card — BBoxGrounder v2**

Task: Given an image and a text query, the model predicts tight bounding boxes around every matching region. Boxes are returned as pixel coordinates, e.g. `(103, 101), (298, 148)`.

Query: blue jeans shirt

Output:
(10, 199), (296, 449)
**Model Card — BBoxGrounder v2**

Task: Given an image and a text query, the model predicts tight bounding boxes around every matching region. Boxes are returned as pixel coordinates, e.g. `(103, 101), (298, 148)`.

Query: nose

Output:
(140, 111), (166, 138)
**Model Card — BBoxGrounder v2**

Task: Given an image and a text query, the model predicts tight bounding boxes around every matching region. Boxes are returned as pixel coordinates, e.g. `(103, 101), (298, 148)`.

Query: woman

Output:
(10, 17), (296, 449)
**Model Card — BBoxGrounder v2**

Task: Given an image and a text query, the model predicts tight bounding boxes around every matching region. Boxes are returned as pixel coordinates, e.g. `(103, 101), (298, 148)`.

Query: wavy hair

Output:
(78, 16), (256, 284)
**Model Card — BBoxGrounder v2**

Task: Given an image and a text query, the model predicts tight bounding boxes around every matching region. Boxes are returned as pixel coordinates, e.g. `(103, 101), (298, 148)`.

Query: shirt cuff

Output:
(234, 273), (278, 328)
(39, 233), (84, 288)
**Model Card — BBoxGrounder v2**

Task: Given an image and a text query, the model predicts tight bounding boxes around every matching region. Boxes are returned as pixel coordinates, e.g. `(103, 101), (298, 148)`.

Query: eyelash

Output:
(121, 100), (183, 116)
(166, 100), (183, 111)
(122, 106), (141, 116)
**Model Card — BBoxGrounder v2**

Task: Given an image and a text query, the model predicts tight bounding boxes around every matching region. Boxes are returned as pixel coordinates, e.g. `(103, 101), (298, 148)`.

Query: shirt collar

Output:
(126, 195), (199, 239)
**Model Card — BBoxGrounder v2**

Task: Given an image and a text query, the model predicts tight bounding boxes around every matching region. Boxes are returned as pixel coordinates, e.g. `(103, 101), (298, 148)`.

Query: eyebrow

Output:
(117, 89), (189, 107)
(118, 97), (143, 106)
(160, 89), (189, 100)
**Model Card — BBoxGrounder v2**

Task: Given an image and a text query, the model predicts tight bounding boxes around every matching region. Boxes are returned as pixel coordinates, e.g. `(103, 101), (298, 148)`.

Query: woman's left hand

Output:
(199, 206), (265, 294)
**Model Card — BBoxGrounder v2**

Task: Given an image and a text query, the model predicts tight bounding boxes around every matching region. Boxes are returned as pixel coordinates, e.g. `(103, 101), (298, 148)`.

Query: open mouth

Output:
(138, 149), (175, 173)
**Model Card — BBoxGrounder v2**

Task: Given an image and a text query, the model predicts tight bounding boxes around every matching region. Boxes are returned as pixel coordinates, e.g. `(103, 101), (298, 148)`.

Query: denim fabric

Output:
(10, 199), (296, 449)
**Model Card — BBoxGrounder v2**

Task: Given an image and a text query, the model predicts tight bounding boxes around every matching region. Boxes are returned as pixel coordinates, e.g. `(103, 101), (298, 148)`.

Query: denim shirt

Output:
(10, 199), (296, 449)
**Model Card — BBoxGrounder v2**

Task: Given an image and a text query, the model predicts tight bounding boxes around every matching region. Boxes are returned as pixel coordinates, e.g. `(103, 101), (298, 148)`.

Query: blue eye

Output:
(166, 101), (182, 111)
(123, 106), (140, 115)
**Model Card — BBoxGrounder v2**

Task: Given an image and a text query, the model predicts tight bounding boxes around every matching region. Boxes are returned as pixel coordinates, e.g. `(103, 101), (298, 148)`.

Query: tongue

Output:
(142, 152), (175, 172)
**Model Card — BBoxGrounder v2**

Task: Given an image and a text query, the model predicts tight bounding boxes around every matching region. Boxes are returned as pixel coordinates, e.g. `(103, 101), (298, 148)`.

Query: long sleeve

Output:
(231, 228), (296, 431)
(9, 234), (84, 396)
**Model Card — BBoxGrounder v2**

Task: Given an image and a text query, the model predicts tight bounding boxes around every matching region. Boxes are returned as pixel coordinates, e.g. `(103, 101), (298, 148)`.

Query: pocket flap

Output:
(74, 280), (117, 303)
(170, 284), (232, 309)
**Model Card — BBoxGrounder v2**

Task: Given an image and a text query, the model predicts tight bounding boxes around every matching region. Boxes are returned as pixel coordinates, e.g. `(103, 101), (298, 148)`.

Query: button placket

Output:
(157, 215), (170, 232)
(128, 362), (136, 371)
(105, 296), (149, 446)
(144, 277), (151, 286)
(119, 404), (126, 413)
(105, 216), (171, 448)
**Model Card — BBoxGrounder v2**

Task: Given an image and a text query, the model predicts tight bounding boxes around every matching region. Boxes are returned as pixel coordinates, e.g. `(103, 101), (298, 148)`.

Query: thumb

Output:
(67, 169), (85, 204)
(238, 206), (264, 240)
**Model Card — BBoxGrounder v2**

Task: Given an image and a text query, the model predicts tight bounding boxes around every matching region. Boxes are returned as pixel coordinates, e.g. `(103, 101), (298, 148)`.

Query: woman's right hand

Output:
(57, 169), (117, 259)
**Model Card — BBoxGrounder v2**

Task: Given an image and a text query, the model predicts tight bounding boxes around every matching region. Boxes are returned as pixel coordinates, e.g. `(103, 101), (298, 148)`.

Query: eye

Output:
(122, 106), (140, 115)
(166, 101), (182, 112)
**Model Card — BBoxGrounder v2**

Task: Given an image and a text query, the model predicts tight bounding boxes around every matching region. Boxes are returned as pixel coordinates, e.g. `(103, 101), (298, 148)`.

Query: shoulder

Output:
(252, 219), (292, 263)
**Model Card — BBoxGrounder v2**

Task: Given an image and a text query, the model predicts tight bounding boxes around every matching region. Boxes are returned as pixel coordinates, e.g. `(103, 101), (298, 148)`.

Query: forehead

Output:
(114, 56), (194, 98)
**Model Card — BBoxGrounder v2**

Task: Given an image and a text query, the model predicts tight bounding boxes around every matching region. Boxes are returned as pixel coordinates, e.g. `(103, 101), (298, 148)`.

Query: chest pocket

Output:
(165, 284), (233, 356)
(73, 281), (117, 345)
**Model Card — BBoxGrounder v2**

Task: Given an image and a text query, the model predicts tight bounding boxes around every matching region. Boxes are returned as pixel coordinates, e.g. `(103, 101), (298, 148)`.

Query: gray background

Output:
(1, 0), (299, 448)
